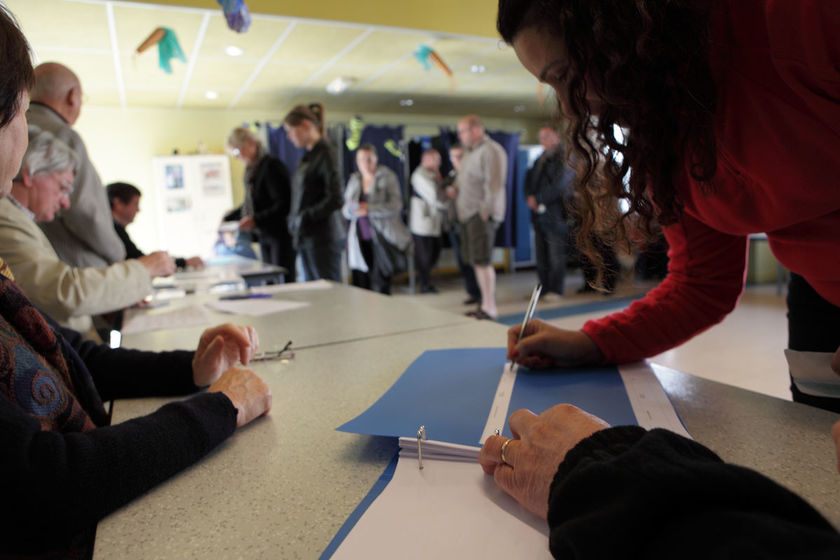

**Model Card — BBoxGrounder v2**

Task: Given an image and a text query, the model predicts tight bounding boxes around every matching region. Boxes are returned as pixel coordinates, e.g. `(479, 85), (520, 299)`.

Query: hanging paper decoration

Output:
(136, 27), (186, 74)
(217, 0), (251, 33)
(383, 139), (403, 158)
(345, 115), (364, 151)
(413, 45), (456, 92)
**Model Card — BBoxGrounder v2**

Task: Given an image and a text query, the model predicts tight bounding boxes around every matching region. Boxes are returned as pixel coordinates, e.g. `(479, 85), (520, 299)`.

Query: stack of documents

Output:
(323, 348), (688, 559)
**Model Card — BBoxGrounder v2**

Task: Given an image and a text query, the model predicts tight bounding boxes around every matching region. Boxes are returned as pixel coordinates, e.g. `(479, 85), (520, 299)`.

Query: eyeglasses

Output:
(58, 179), (74, 199)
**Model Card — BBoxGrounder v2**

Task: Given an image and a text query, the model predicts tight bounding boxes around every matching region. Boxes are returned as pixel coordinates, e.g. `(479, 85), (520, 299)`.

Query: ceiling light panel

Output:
(198, 14), (290, 59)
(12, 0), (110, 50)
(269, 23), (368, 64)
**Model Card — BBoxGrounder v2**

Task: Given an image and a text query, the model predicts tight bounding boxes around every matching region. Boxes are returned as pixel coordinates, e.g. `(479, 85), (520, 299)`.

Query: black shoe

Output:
(420, 285), (439, 294)
(462, 295), (479, 305)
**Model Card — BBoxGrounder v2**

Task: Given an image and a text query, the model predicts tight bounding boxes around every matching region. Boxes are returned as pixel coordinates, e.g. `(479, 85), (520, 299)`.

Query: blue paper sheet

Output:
(337, 348), (637, 446)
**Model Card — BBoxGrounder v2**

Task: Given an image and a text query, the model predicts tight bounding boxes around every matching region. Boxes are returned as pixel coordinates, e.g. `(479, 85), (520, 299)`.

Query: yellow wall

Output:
(75, 105), (542, 255)
(123, 0), (500, 38)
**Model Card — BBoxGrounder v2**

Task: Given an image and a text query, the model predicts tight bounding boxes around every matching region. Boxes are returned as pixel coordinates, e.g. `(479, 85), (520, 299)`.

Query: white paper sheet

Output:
(784, 349), (840, 397)
(206, 298), (309, 316)
(248, 280), (334, 294)
(121, 305), (213, 335)
(331, 448), (551, 560)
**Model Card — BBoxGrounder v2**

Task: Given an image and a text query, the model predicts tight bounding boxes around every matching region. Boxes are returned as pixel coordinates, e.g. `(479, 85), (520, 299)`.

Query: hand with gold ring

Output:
(478, 404), (610, 519)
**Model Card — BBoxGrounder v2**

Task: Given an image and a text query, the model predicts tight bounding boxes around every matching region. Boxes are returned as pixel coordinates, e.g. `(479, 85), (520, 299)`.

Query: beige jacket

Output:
(28, 102), (127, 268)
(0, 198), (151, 336)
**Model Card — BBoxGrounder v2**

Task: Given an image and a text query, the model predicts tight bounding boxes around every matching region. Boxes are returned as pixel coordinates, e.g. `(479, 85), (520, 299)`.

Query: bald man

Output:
(456, 115), (507, 320)
(27, 62), (130, 268)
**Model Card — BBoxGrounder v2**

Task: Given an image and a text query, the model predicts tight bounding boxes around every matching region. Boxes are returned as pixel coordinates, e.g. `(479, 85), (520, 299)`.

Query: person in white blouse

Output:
(409, 149), (448, 293)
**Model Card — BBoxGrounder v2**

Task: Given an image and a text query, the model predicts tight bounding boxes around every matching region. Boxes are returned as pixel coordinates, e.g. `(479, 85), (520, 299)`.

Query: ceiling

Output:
(6, 0), (555, 119)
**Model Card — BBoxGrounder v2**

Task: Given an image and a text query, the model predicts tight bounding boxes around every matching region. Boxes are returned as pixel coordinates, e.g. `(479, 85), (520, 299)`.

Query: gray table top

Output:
(94, 299), (840, 559)
(127, 281), (474, 352)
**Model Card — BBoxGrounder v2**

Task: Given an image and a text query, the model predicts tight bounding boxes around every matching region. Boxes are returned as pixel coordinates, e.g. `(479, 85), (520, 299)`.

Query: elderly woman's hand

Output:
(478, 404), (610, 519)
(192, 324), (259, 387)
(208, 366), (272, 428)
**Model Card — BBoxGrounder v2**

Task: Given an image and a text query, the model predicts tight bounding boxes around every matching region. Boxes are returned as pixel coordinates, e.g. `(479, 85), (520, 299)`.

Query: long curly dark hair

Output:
(498, 0), (718, 282)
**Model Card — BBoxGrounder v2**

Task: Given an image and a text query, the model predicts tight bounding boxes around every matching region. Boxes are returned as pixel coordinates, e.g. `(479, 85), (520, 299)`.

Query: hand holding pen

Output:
(506, 317), (606, 370)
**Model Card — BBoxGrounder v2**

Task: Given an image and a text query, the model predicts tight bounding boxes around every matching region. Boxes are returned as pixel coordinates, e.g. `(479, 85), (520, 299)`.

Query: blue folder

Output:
(336, 348), (637, 446)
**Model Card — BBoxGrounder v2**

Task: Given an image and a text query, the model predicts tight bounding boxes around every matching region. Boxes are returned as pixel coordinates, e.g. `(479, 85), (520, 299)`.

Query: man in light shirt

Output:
(455, 115), (508, 319)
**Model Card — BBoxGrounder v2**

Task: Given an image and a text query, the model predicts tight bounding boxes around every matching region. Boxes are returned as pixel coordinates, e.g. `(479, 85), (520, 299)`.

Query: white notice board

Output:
(152, 155), (233, 259)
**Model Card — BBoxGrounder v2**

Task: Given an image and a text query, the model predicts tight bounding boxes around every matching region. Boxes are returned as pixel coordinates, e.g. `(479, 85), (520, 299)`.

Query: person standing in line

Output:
(443, 143), (481, 305)
(283, 103), (345, 282)
(456, 115), (508, 320)
(524, 124), (574, 301)
(409, 149), (447, 293)
(342, 143), (411, 294)
(27, 62), (126, 268)
(226, 127), (295, 279)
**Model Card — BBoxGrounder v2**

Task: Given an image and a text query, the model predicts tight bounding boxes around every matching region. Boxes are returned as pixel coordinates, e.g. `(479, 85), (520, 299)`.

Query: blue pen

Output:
(219, 293), (273, 300)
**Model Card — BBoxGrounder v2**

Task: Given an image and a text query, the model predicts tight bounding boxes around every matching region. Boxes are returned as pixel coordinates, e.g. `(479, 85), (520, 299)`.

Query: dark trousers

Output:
(413, 234), (441, 290)
(259, 238), (295, 283)
(533, 220), (568, 295)
(787, 272), (840, 413)
(447, 226), (480, 299)
(351, 237), (392, 295)
(298, 240), (343, 282)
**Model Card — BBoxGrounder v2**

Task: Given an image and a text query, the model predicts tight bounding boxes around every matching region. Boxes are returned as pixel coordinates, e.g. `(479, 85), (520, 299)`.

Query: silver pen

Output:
(509, 284), (542, 370)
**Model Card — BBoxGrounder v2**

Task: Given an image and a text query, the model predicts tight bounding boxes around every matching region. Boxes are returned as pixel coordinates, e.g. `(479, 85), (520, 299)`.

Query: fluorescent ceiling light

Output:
(225, 46), (244, 57)
(326, 76), (357, 95)
(205, 91), (219, 100)
(399, 99), (414, 107)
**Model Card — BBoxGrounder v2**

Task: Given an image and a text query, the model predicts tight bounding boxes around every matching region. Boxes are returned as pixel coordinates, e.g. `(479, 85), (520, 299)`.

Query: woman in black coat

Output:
(282, 103), (345, 282)
(227, 126), (295, 279)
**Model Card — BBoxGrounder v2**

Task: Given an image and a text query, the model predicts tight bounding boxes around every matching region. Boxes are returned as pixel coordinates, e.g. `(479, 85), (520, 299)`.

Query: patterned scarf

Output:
(0, 258), (95, 432)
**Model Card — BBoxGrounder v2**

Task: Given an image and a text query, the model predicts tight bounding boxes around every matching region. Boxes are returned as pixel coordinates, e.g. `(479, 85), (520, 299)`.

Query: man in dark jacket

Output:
(524, 124), (574, 300)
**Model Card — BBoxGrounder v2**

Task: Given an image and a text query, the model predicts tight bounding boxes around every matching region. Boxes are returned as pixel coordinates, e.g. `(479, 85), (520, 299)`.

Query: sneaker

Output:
(540, 292), (563, 303)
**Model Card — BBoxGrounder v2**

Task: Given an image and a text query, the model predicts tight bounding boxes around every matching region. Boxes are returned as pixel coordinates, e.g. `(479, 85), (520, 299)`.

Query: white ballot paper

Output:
(206, 298), (309, 317)
(121, 305), (213, 335)
(330, 442), (552, 559)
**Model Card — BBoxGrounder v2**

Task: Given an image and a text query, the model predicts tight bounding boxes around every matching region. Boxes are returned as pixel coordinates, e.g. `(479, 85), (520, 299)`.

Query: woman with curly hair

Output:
(500, 0), (840, 412)
(476, 4), (840, 556)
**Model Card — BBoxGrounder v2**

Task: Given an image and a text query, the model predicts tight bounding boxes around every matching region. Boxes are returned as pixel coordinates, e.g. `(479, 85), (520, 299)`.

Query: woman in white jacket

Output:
(409, 149), (447, 293)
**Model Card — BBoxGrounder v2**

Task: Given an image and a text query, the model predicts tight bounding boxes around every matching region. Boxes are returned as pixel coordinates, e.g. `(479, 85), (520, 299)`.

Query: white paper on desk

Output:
(248, 279), (333, 294)
(784, 349), (840, 397)
(330, 446), (551, 560)
(206, 298), (309, 316)
(121, 305), (213, 334)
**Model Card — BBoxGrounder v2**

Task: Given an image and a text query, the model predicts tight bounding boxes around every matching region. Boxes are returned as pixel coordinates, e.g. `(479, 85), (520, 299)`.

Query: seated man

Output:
(0, 127), (174, 340)
(107, 181), (204, 270)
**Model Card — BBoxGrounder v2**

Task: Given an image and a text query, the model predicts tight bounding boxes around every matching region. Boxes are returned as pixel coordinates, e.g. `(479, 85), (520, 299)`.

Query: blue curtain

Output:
(438, 126), (520, 248)
(343, 124), (406, 191)
(267, 124), (305, 173)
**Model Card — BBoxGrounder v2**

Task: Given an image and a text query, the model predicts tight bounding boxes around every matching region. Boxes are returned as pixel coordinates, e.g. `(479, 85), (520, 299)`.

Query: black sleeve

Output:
(114, 221), (145, 259)
(0, 389), (236, 554)
(252, 158), (292, 232)
(548, 427), (840, 559)
(300, 150), (343, 225)
(224, 206), (243, 222)
(175, 256), (188, 269)
(58, 323), (198, 401)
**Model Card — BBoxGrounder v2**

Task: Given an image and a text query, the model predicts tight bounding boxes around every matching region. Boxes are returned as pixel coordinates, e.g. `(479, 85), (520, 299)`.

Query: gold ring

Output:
(500, 438), (513, 466)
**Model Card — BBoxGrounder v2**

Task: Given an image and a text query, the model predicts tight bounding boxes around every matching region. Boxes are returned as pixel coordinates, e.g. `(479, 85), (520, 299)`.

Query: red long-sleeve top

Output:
(582, 0), (840, 364)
